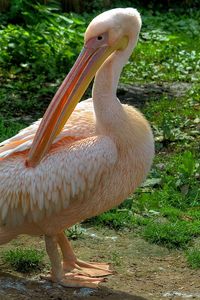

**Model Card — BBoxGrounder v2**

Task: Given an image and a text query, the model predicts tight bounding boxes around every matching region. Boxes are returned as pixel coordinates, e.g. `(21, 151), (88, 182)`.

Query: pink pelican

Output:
(0, 8), (154, 287)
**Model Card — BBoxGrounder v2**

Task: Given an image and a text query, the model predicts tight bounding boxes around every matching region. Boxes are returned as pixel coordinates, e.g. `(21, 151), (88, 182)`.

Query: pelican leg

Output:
(56, 231), (113, 287)
(44, 235), (63, 282)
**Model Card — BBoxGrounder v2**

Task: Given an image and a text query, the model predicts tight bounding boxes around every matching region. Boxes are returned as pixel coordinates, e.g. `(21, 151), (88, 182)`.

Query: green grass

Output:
(66, 224), (84, 240)
(122, 10), (200, 84)
(186, 249), (200, 269)
(143, 221), (199, 249)
(2, 248), (44, 273)
(0, 117), (26, 143)
(89, 209), (138, 230)
(0, 4), (200, 268)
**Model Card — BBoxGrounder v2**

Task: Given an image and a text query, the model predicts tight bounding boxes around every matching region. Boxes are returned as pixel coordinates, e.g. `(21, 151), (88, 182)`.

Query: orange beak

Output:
(26, 33), (128, 167)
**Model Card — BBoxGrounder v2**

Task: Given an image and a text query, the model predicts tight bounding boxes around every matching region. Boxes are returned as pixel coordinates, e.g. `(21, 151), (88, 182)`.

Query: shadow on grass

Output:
(0, 271), (148, 300)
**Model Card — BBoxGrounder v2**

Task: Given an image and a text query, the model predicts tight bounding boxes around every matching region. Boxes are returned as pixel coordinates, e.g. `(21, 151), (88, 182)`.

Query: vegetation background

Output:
(0, 0), (199, 277)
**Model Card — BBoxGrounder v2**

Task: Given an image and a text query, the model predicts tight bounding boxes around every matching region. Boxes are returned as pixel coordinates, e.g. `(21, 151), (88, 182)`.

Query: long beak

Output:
(26, 35), (128, 167)
(26, 45), (113, 167)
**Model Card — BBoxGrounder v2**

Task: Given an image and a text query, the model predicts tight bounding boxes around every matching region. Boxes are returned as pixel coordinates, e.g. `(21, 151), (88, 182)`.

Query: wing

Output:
(0, 135), (118, 227)
(0, 99), (95, 159)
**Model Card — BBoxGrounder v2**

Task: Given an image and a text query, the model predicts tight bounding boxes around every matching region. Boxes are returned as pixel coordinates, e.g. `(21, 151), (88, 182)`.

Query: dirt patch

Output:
(0, 274), (147, 300)
(0, 227), (200, 300)
(117, 83), (191, 107)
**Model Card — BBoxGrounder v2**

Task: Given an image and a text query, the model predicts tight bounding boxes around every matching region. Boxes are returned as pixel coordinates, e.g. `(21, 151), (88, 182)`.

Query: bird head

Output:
(85, 8), (141, 49)
(26, 8), (141, 167)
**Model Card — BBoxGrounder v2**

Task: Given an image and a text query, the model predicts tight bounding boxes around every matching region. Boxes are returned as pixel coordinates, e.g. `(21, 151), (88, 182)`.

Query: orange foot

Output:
(60, 273), (106, 288)
(59, 259), (113, 287)
(63, 259), (113, 277)
(43, 260), (113, 288)
(44, 233), (114, 288)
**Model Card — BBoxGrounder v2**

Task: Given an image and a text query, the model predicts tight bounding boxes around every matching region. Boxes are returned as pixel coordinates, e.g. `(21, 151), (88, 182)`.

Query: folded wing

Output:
(0, 133), (117, 227)
(0, 99), (95, 159)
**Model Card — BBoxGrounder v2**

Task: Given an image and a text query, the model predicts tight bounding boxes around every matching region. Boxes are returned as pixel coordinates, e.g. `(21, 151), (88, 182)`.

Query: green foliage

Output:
(186, 249), (200, 269)
(2, 248), (44, 272)
(187, 210), (200, 221)
(1, 0), (62, 25)
(0, 11), (85, 81)
(89, 210), (137, 230)
(122, 10), (200, 84)
(160, 206), (183, 222)
(143, 221), (194, 249)
(153, 152), (200, 209)
(0, 117), (25, 142)
(0, 3), (86, 120)
(67, 225), (84, 240)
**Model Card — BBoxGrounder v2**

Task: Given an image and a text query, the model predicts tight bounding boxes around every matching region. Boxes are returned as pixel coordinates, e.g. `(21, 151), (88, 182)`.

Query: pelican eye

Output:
(97, 35), (103, 40)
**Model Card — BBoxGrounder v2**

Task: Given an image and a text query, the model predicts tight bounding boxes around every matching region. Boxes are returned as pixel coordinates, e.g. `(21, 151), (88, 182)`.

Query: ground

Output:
(0, 227), (200, 300)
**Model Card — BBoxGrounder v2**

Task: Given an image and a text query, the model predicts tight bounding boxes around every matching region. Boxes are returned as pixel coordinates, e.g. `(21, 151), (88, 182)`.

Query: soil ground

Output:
(0, 227), (200, 300)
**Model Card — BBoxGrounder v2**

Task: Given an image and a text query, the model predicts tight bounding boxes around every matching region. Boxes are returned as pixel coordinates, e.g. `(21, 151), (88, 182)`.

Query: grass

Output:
(143, 221), (196, 249)
(0, 4), (200, 269)
(186, 249), (200, 269)
(2, 248), (44, 273)
(122, 10), (200, 84)
(66, 224), (84, 240)
(89, 209), (139, 230)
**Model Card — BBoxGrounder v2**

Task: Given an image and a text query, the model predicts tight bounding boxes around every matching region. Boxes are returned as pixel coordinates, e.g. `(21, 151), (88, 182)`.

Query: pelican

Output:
(0, 8), (154, 287)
